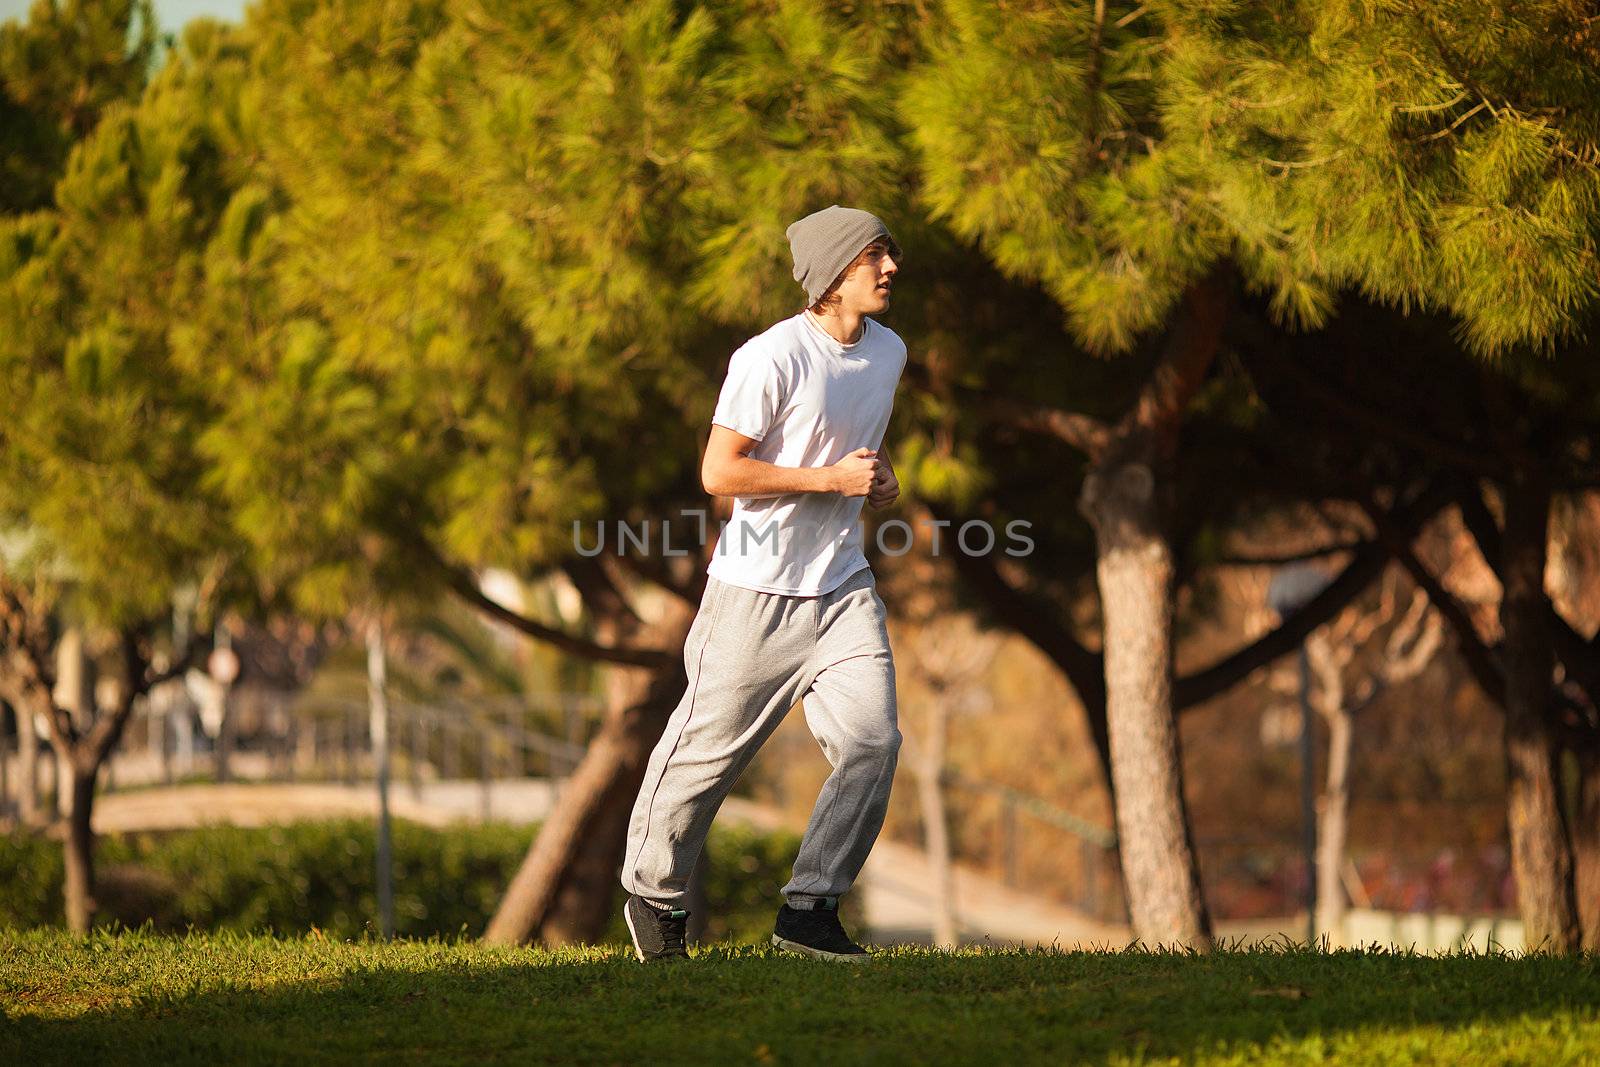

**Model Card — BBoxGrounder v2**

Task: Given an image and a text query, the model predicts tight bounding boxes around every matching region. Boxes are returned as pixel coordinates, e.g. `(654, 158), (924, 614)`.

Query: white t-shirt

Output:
(707, 311), (906, 596)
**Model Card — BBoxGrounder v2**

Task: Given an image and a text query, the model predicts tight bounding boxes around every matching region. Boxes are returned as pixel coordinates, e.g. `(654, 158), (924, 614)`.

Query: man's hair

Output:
(807, 236), (902, 314)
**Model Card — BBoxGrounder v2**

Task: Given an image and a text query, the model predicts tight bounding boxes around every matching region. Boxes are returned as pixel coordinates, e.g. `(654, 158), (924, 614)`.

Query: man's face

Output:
(834, 240), (900, 315)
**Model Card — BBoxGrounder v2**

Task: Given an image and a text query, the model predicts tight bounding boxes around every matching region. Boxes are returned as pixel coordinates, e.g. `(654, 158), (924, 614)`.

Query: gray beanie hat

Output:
(786, 205), (894, 305)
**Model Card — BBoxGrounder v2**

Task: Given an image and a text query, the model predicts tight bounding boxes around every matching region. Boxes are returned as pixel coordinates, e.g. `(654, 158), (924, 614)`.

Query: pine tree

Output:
(1158, 0), (1600, 954)
(226, 0), (727, 943)
(902, 0), (1226, 949)
(0, 17), (250, 932)
(898, 0), (1600, 949)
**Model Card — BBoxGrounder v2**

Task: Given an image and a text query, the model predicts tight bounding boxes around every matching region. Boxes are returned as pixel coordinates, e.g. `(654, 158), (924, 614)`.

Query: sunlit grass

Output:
(3, 929), (1598, 1064)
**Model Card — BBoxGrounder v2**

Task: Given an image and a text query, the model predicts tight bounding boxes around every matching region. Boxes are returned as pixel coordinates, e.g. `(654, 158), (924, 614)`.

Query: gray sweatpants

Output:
(621, 565), (899, 909)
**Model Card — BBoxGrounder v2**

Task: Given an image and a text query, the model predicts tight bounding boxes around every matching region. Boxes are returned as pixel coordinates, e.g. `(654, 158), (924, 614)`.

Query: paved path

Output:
(92, 780), (1127, 948)
(92, 780), (560, 833)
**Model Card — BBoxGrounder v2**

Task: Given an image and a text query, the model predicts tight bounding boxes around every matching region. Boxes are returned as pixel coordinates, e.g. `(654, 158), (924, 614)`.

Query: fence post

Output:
(278, 713), (288, 782)
(146, 694), (162, 781)
(344, 706), (353, 784)
(1001, 795), (1019, 888)
(272, 701), (290, 782)
(174, 700), (194, 779)
(302, 717), (318, 779)
(444, 722), (460, 780)
(368, 618), (394, 940)
(1081, 837), (1098, 920)
(0, 707), (10, 824)
(159, 700), (173, 785)
(409, 711), (424, 800)
(479, 733), (492, 823)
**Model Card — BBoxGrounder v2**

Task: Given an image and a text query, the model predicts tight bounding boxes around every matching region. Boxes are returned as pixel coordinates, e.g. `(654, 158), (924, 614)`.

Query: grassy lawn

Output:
(3, 930), (1598, 1065)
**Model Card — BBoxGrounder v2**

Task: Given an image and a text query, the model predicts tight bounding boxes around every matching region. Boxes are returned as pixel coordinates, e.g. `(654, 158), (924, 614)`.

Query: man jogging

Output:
(621, 205), (906, 962)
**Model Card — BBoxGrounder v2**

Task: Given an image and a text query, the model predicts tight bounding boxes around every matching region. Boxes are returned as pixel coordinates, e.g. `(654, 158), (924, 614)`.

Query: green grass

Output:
(3, 931), (1599, 1064)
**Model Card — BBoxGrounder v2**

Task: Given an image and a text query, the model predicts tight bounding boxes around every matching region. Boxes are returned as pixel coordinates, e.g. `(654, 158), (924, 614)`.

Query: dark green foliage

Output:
(0, 819), (812, 944)
(0, 0), (159, 214)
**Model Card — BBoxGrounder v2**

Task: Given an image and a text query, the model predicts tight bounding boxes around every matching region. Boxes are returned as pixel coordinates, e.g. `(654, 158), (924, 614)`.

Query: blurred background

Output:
(1, 0), (1597, 954)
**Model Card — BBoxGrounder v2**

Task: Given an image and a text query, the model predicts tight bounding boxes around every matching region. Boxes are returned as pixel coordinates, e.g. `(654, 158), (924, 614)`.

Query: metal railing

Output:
(944, 771), (1125, 925)
(36, 690), (599, 815)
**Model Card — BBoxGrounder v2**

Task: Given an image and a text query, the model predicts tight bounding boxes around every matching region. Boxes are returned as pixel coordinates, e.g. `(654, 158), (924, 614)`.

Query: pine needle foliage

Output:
(0, 0), (159, 215)
(1157, 0), (1600, 355)
(5, 0), (1598, 625)
(0, 19), (243, 623)
(902, 0), (1600, 356)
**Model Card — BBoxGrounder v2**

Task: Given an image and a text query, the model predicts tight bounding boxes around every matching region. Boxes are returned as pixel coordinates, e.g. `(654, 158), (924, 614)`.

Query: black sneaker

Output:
(624, 894), (689, 961)
(771, 900), (871, 962)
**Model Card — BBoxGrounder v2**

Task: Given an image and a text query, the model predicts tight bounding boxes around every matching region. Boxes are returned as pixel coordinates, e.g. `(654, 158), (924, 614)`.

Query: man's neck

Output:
(808, 307), (865, 345)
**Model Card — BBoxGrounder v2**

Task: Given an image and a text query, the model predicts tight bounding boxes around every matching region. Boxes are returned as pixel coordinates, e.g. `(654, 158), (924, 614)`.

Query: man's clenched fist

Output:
(829, 447), (880, 498)
(868, 456), (899, 509)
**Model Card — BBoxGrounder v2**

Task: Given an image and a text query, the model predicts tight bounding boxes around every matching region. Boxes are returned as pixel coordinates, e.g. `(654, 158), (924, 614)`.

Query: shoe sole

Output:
(624, 902), (647, 963)
(771, 934), (872, 963)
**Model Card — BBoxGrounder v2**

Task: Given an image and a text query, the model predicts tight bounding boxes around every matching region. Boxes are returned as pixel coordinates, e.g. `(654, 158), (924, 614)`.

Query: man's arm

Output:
(702, 425), (879, 498)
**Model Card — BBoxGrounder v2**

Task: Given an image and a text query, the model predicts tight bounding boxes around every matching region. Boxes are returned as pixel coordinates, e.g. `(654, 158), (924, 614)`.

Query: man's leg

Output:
(783, 570), (900, 909)
(622, 579), (817, 908)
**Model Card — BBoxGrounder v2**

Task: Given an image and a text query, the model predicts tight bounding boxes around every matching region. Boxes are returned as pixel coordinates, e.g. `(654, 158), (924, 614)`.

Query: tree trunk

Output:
(1315, 700), (1353, 946)
(15, 704), (38, 825)
(63, 762), (99, 934)
(0, 707), (8, 824)
(535, 748), (656, 945)
(1499, 480), (1579, 952)
(215, 688), (234, 784)
(483, 665), (685, 944)
(484, 597), (694, 946)
(367, 619), (394, 939)
(50, 630), (93, 823)
(1305, 631), (1352, 948)
(914, 694), (958, 947)
(174, 698), (195, 777)
(1574, 743), (1600, 952)
(1081, 457), (1212, 950)
(33, 740), (58, 819)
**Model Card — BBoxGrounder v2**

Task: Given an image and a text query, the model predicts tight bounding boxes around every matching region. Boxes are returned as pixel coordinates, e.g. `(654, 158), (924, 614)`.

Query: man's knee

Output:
(842, 724), (900, 764)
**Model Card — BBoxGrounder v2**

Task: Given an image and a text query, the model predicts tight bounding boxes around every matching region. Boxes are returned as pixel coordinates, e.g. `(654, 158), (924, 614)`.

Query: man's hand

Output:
(868, 454), (899, 509)
(829, 447), (880, 498)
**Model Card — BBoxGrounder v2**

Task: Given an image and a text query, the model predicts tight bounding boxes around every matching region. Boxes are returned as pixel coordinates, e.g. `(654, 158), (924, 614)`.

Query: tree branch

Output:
(404, 534), (677, 669)
(565, 556), (643, 629)
(612, 550), (697, 606)
(988, 398), (1111, 455)
(1458, 483), (1600, 708)
(442, 563), (675, 670)
(0, 578), (74, 746)
(1176, 540), (1388, 710)
(1385, 537), (1507, 707)
(82, 630), (146, 765)
(1212, 540), (1368, 566)
(138, 639), (204, 695)
(1131, 266), (1234, 453)
(999, 272), (1233, 463)
(1082, 0), (1108, 160)
(1175, 481), (1456, 710)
